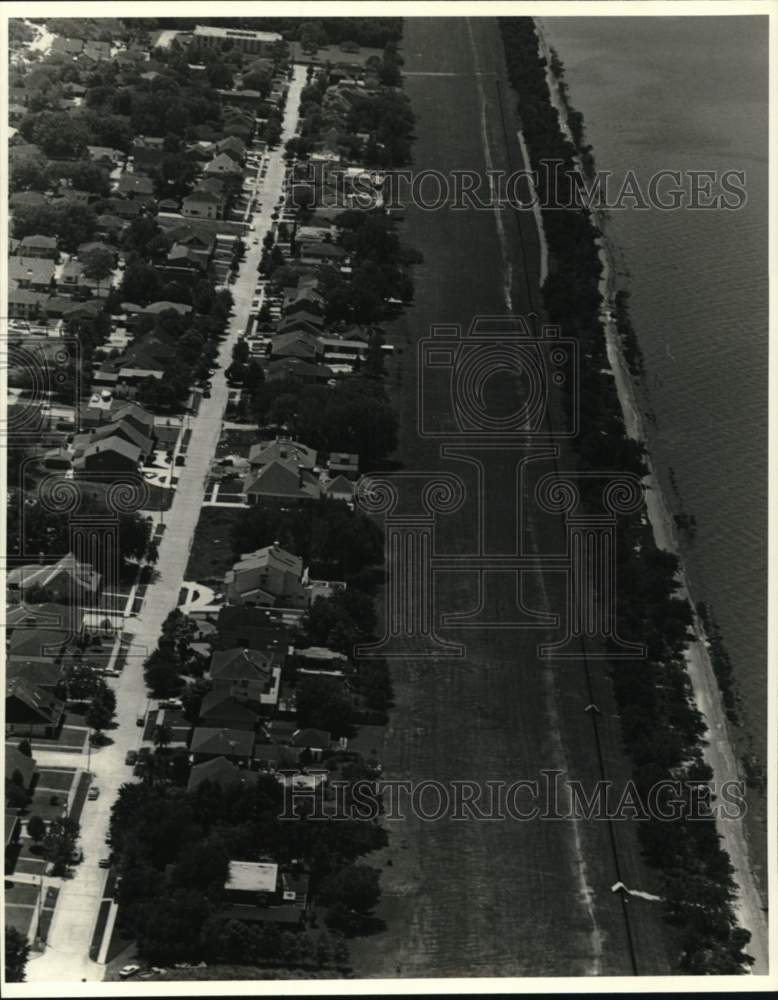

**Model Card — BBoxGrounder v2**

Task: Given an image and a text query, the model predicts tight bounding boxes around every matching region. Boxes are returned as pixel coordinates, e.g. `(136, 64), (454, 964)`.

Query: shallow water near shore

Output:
(540, 12), (768, 877)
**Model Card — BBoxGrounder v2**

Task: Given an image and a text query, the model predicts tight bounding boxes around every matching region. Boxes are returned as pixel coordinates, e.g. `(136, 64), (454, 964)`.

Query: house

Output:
(82, 40), (112, 62)
(132, 136), (166, 166)
(294, 225), (334, 245)
(19, 235), (57, 259)
(111, 401), (156, 439)
(274, 316), (325, 339)
(290, 728), (333, 759)
(270, 330), (323, 362)
(6, 679), (65, 739)
(204, 152), (242, 178)
(158, 198), (179, 212)
(164, 243), (208, 276)
(254, 743), (302, 773)
(103, 197), (142, 220)
(74, 417), (154, 464)
(186, 755), (259, 793)
(243, 460), (321, 506)
(220, 858), (309, 927)
(6, 658), (64, 692)
(142, 301), (193, 318)
(248, 437), (317, 473)
(95, 214), (128, 240)
(87, 145), (124, 167)
(198, 686), (265, 730)
(224, 860), (279, 905)
(192, 24), (282, 54)
(323, 474), (356, 503)
(72, 436), (142, 477)
(5, 744), (38, 794)
(77, 241), (118, 263)
(266, 358), (333, 385)
(299, 242), (346, 265)
(216, 135), (246, 161)
(182, 189), (223, 220)
(328, 451), (359, 479)
(284, 303), (325, 328)
(209, 648), (279, 704)
(293, 646), (349, 679)
(8, 290), (46, 320)
(6, 601), (82, 632)
(224, 544), (307, 607)
(51, 36), (84, 56)
(117, 173), (155, 198)
(7, 554), (101, 606)
(9, 257), (55, 293)
(214, 607), (293, 666)
(190, 727), (255, 765)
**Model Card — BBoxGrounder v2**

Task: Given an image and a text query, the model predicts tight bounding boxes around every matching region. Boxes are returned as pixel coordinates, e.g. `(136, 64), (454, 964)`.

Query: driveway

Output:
(25, 63), (307, 985)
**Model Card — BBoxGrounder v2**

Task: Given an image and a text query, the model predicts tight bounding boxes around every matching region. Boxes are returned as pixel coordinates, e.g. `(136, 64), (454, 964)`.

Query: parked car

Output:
(98, 857), (111, 869)
(88, 786), (100, 801)
(175, 455), (185, 466)
(125, 750), (138, 766)
(136, 715), (145, 727)
(160, 698), (183, 710)
(118, 965), (140, 979)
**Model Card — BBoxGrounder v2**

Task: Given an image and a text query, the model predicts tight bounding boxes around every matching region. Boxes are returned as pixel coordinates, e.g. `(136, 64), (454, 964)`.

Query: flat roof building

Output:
(193, 25), (282, 54)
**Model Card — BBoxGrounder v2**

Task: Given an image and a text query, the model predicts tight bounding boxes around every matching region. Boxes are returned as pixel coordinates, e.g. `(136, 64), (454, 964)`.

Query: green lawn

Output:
(184, 506), (244, 584)
(216, 428), (257, 459)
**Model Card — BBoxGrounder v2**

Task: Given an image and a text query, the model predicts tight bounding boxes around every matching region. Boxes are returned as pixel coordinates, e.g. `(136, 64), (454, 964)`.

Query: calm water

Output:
(540, 16), (769, 762)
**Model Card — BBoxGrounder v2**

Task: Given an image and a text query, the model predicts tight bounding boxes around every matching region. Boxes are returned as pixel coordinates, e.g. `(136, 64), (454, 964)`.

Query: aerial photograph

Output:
(2, 3), (772, 992)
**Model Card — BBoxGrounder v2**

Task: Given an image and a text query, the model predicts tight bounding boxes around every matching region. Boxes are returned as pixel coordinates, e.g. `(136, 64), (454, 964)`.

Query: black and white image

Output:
(1, 2), (773, 992)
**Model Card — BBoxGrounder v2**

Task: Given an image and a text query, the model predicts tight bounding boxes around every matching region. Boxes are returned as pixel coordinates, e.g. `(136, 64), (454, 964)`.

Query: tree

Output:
(181, 679), (212, 723)
(144, 648), (183, 697)
(5, 927), (30, 982)
(42, 816), (80, 876)
(81, 247), (115, 294)
(27, 815), (47, 846)
(28, 110), (90, 158)
(86, 683), (116, 733)
(58, 661), (102, 701)
(17, 739), (32, 758)
(121, 262), (163, 305)
(57, 203), (98, 253)
(321, 864), (381, 933)
(299, 20), (328, 54)
(296, 674), (353, 737)
(153, 721), (173, 751)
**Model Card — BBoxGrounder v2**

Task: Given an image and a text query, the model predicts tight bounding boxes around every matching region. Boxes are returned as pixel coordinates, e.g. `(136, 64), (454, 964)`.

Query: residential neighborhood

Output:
(5, 12), (414, 987)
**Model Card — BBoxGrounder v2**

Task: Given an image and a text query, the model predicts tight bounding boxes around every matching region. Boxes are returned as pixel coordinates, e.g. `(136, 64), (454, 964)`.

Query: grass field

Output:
(184, 506), (244, 584)
(347, 16), (673, 979)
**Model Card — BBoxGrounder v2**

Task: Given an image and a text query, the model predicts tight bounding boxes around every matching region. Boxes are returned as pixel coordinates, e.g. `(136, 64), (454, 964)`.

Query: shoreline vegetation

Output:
(499, 15), (759, 974)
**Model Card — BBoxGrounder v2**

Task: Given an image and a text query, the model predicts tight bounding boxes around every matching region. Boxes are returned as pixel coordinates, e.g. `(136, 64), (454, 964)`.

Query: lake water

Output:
(538, 16), (769, 765)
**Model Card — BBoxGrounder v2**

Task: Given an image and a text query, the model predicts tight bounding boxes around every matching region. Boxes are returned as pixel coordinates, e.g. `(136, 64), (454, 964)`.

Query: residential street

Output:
(25, 65), (307, 984)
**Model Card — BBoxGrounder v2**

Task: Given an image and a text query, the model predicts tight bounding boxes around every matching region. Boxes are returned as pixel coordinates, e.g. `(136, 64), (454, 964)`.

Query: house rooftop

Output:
(225, 860), (279, 894)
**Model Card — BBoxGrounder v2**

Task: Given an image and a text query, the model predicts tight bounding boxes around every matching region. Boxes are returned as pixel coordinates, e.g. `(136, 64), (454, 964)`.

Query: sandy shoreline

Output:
(533, 17), (768, 974)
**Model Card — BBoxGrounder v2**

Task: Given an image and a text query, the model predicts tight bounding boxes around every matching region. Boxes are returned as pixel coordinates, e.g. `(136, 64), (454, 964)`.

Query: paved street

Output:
(25, 64), (306, 984)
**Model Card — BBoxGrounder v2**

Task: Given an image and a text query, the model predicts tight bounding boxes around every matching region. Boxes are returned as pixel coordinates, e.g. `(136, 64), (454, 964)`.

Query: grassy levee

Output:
(349, 16), (672, 978)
